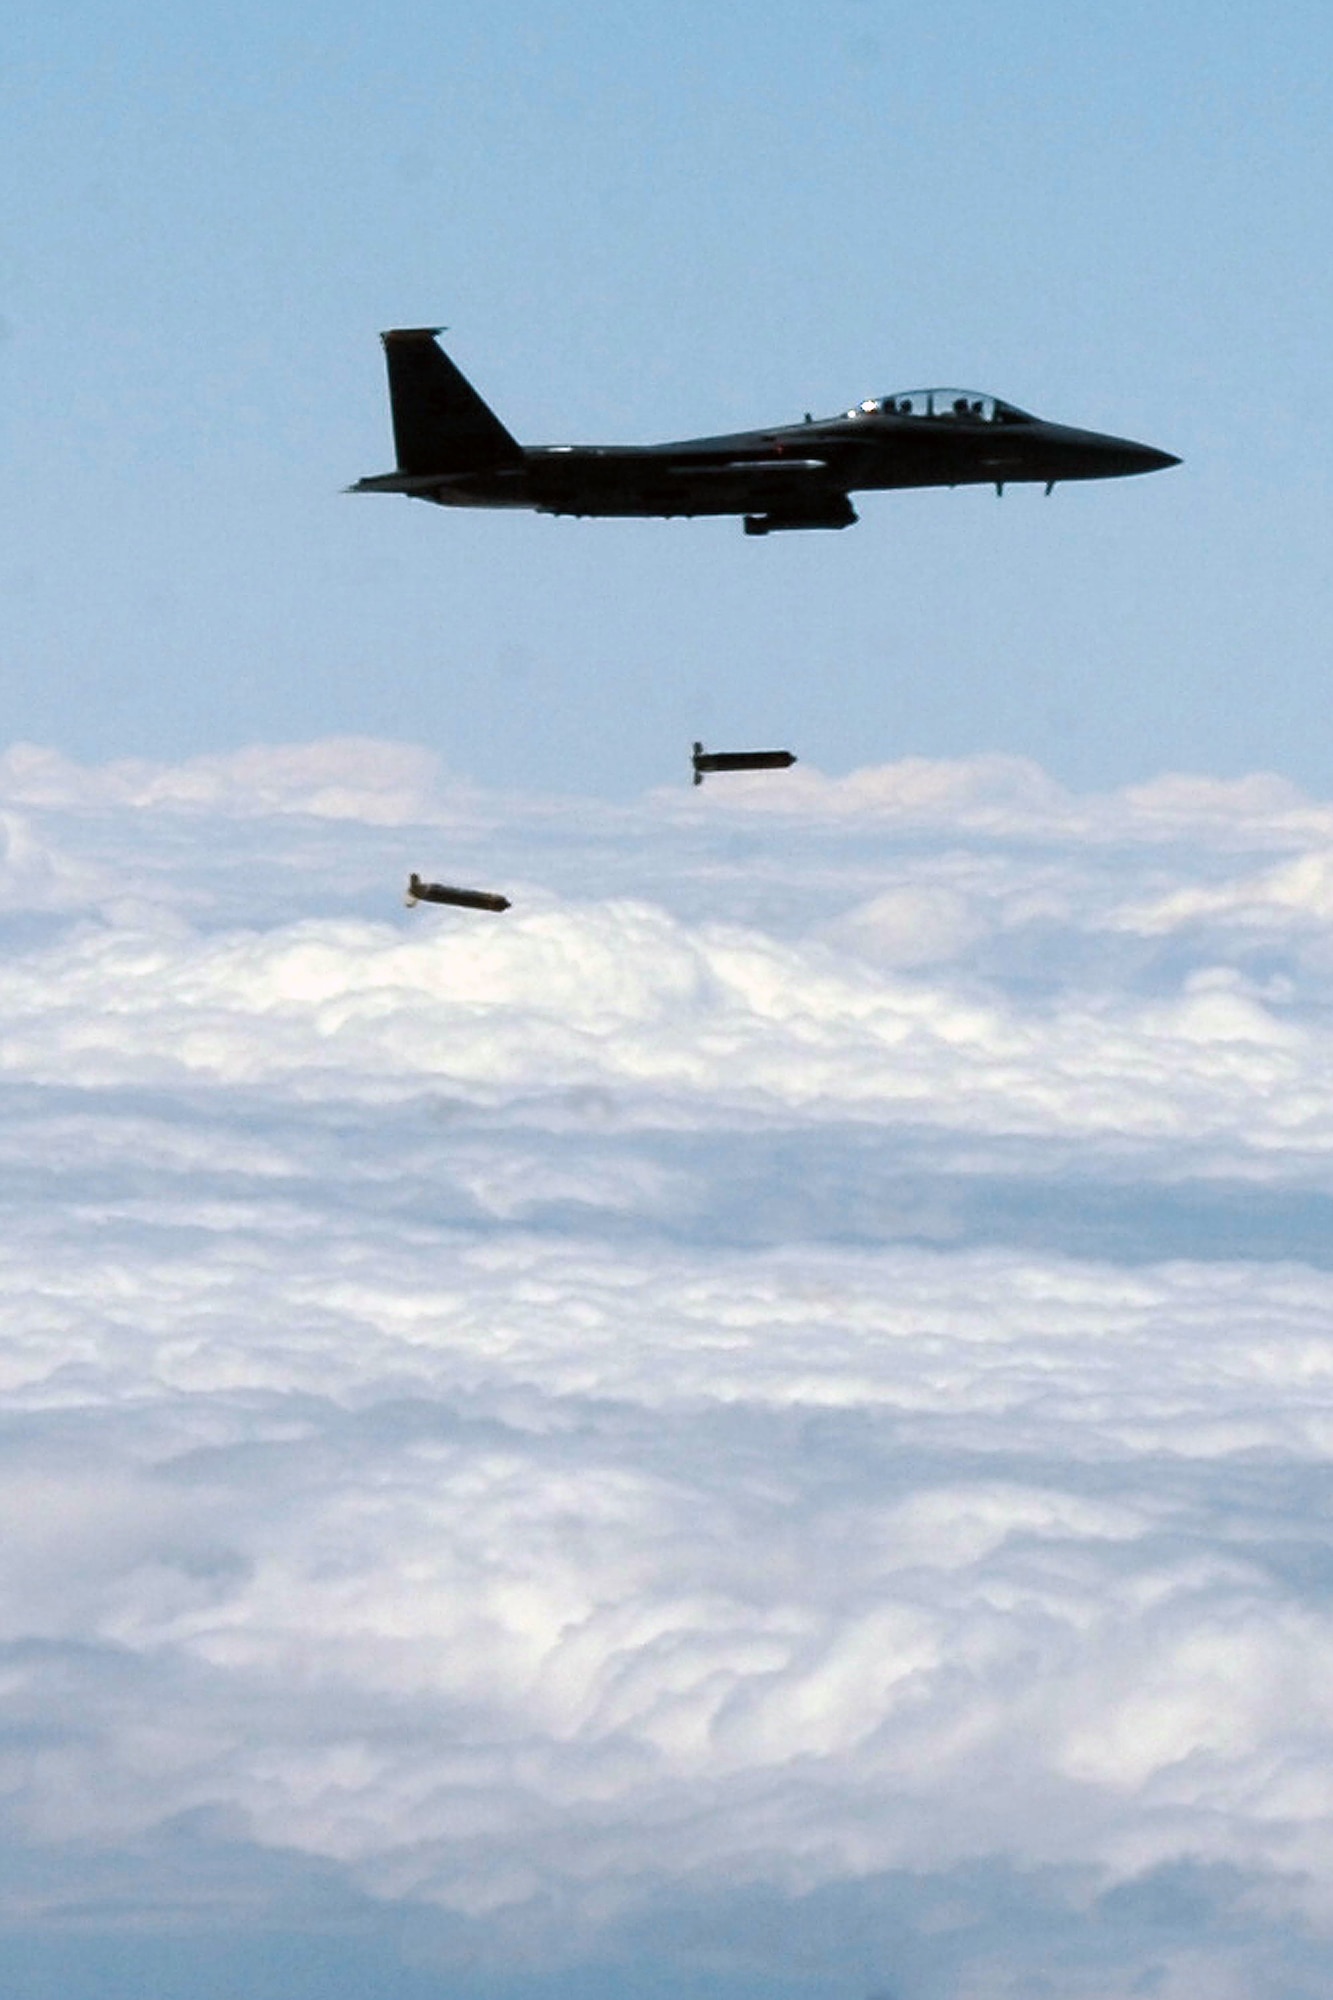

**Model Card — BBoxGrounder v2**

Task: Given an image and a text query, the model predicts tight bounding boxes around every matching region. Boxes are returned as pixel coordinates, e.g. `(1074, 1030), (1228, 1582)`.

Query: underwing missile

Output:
(405, 872), (510, 912)
(692, 741), (797, 786)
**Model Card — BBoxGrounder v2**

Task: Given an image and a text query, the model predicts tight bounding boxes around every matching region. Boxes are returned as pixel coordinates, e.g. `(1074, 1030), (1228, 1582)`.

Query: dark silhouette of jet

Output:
(351, 330), (1179, 536)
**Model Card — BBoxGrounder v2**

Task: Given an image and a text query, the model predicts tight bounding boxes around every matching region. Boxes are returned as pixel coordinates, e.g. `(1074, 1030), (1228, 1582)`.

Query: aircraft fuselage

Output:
(352, 332), (1179, 534)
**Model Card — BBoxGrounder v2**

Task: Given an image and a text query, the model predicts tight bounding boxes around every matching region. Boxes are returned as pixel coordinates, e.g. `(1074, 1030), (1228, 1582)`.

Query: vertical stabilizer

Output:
(381, 329), (524, 474)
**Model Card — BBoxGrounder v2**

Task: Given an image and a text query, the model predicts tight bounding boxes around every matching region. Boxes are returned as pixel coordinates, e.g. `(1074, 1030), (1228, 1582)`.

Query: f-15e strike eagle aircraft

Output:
(351, 328), (1179, 536)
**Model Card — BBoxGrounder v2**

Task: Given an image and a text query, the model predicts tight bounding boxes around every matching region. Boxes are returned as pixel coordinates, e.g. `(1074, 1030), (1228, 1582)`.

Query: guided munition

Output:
(692, 741), (797, 786)
(405, 872), (510, 912)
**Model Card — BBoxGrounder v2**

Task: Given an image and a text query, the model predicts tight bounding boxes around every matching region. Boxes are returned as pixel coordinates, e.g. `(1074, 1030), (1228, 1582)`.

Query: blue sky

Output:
(4, 0), (1332, 794)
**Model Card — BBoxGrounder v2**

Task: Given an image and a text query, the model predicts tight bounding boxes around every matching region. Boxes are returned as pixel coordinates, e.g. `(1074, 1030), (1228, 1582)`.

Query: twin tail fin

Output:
(380, 328), (524, 475)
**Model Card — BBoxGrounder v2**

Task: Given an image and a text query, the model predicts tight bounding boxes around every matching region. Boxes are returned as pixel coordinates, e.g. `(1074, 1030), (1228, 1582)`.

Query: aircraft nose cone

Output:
(1049, 426), (1182, 481)
(1098, 436), (1181, 477)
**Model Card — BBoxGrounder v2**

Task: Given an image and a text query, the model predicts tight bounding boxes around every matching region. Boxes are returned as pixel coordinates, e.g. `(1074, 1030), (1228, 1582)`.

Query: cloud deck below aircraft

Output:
(3, 740), (1333, 1999)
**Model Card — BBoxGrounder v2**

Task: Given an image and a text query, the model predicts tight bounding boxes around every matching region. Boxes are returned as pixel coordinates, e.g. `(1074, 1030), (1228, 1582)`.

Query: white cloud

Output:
(661, 751), (1333, 851)
(5, 740), (1333, 1997)
(0, 736), (449, 824)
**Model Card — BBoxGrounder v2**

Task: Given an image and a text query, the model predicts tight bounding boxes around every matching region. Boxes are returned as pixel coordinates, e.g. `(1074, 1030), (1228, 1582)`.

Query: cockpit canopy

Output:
(847, 390), (1032, 424)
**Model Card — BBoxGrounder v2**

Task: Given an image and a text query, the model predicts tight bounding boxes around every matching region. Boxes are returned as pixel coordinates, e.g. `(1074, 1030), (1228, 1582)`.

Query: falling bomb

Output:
(405, 873), (510, 912)
(692, 741), (797, 786)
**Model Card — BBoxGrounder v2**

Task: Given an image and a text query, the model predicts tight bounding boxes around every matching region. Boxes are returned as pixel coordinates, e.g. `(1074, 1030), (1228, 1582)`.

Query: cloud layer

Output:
(4, 739), (1333, 1999)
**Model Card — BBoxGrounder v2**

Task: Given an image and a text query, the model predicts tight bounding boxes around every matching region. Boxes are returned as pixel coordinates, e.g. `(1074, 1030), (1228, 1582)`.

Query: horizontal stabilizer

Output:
(347, 470), (465, 496)
(381, 329), (524, 476)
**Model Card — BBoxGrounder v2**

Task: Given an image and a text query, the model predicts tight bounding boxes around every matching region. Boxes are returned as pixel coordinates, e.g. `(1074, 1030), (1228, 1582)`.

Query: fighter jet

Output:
(351, 329), (1179, 536)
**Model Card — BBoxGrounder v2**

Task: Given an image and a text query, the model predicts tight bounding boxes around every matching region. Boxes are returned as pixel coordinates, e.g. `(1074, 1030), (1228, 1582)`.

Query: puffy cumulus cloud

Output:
(0, 807), (96, 912)
(676, 750), (1333, 853)
(661, 750), (1074, 831)
(0, 897), (1330, 1173)
(1113, 847), (1333, 951)
(6, 739), (1333, 1998)
(819, 885), (987, 970)
(0, 736), (451, 825)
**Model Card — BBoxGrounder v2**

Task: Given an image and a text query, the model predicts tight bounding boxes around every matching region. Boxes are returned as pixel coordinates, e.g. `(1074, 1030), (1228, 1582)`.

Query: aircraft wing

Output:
(667, 459), (832, 478)
(661, 456), (846, 512)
